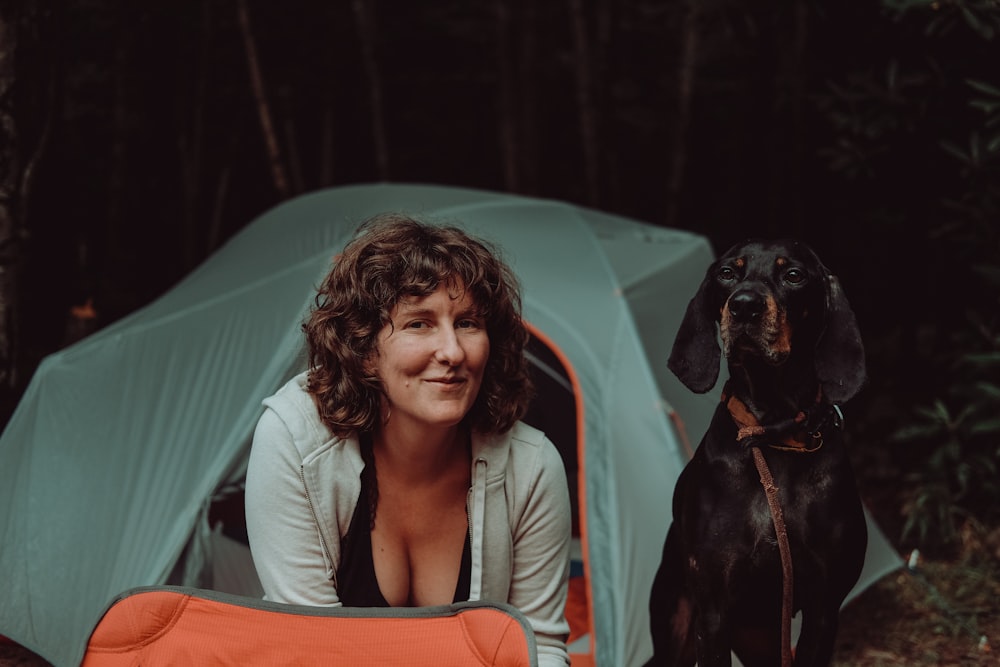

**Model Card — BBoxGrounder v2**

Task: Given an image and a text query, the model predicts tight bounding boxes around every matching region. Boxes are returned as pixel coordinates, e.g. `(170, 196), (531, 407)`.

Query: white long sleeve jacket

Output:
(245, 372), (572, 666)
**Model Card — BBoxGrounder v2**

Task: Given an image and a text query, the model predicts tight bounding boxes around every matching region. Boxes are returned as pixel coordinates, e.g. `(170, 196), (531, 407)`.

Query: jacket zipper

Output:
(300, 465), (337, 588)
(468, 456), (487, 600)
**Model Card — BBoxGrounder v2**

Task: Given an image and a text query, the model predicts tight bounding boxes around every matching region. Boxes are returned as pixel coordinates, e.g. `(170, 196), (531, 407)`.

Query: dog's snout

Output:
(727, 290), (765, 322)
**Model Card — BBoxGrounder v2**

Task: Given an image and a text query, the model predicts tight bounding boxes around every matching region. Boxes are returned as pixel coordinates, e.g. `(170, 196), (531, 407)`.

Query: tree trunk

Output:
(107, 2), (129, 275)
(495, 0), (520, 192)
(207, 166), (230, 253)
(352, 0), (389, 180)
(178, 1), (211, 271)
(780, 0), (808, 235)
(2, 1), (53, 388)
(0, 3), (20, 389)
(17, 1), (52, 241)
(665, 0), (700, 229)
(283, 105), (305, 194)
(236, 0), (290, 199)
(594, 0), (617, 206)
(320, 97), (335, 186)
(568, 0), (600, 206)
(516, 0), (539, 195)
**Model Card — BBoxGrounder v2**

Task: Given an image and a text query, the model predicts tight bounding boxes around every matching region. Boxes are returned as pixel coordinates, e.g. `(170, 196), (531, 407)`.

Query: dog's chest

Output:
(742, 458), (839, 551)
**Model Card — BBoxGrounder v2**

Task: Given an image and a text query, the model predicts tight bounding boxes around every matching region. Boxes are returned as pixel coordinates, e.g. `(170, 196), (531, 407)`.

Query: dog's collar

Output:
(721, 384), (842, 453)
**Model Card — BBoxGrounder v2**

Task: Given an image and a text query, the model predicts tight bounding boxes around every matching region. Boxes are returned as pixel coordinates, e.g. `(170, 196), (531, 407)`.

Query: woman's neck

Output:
(372, 422), (470, 483)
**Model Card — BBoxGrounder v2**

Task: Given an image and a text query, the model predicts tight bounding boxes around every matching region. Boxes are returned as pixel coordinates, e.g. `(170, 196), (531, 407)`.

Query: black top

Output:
(337, 435), (472, 607)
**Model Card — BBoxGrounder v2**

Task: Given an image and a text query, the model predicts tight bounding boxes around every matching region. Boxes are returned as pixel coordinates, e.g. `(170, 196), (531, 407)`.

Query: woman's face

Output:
(373, 282), (489, 433)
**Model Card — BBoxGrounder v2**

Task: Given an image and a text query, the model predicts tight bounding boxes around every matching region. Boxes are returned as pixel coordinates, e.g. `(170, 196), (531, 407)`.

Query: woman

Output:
(245, 213), (572, 665)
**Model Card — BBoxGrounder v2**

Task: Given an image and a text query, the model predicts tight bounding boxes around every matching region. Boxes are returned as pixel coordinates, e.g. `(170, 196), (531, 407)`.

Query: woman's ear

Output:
(668, 275), (722, 394)
(815, 274), (867, 403)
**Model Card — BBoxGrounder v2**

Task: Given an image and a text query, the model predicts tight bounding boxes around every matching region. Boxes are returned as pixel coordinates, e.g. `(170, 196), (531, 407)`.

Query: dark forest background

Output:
(1, 0), (998, 557)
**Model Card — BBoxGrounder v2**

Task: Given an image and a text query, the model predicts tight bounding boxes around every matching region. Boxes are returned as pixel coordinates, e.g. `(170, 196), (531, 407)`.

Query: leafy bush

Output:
(816, 0), (1000, 551)
(895, 60), (1000, 551)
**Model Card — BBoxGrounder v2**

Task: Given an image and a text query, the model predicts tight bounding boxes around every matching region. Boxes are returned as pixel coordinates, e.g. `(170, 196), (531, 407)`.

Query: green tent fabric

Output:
(0, 183), (901, 666)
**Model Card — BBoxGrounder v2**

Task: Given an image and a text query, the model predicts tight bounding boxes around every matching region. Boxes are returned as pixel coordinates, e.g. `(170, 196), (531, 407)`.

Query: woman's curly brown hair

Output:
(304, 213), (533, 437)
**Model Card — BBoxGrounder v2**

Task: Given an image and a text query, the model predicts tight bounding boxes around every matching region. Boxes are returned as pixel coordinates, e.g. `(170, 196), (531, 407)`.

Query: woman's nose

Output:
(434, 328), (465, 366)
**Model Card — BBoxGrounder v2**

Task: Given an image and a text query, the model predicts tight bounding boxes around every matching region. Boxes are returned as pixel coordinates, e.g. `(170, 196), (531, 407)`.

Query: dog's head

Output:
(668, 239), (866, 403)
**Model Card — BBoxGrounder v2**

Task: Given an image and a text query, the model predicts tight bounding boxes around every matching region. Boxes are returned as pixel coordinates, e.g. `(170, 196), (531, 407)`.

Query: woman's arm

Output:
(509, 436), (573, 666)
(244, 407), (341, 606)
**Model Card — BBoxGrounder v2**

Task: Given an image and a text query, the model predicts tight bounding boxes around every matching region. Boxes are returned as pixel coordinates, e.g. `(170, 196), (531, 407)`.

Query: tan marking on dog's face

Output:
(720, 293), (793, 364)
(767, 295), (793, 361)
(720, 302), (734, 345)
(734, 257), (746, 269)
(776, 256), (787, 267)
(757, 294), (792, 363)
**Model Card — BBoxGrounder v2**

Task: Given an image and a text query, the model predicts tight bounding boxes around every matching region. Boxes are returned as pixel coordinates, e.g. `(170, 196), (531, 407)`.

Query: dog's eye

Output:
(784, 268), (805, 285)
(718, 266), (737, 282)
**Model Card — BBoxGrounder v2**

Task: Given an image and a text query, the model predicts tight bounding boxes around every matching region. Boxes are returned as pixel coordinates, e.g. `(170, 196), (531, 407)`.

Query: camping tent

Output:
(0, 183), (901, 666)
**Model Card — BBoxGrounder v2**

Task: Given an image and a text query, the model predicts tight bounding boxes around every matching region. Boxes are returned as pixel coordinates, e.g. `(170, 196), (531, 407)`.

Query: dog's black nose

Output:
(727, 290), (765, 321)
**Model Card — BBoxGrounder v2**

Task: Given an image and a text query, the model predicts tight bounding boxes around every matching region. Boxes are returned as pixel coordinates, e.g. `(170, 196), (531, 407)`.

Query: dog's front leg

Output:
(693, 600), (733, 667)
(646, 524), (697, 667)
(793, 506), (867, 666)
(689, 558), (734, 667)
(791, 599), (841, 667)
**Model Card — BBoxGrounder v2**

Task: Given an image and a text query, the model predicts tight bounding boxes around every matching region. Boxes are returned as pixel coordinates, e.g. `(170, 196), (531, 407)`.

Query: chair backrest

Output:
(82, 586), (537, 666)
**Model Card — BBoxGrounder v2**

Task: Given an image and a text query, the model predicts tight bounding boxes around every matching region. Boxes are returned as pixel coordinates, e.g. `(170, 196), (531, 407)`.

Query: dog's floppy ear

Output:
(815, 273), (866, 403)
(668, 274), (721, 393)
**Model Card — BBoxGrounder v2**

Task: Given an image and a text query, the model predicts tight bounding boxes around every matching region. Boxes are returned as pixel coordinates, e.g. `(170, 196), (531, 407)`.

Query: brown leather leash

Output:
(750, 447), (794, 667)
(721, 387), (838, 667)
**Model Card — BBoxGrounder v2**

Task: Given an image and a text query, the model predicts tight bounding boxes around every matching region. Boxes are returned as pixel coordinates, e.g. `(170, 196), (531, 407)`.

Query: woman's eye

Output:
(784, 268), (805, 285)
(405, 320), (428, 329)
(718, 266), (736, 282)
(457, 318), (482, 329)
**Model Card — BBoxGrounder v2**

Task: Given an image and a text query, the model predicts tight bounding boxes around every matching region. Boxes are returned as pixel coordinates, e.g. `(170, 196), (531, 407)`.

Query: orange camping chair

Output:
(82, 586), (537, 666)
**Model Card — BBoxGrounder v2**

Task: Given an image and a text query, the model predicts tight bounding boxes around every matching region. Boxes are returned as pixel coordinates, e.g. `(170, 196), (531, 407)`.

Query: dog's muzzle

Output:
(721, 289), (791, 363)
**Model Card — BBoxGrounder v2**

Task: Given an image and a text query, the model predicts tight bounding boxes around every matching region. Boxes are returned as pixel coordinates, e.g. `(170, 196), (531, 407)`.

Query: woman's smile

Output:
(426, 375), (465, 387)
(373, 283), (489, 432)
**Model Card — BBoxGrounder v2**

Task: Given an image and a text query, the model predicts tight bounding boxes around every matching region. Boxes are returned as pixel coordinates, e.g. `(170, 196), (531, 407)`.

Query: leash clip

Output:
(832, 404), (844, 430)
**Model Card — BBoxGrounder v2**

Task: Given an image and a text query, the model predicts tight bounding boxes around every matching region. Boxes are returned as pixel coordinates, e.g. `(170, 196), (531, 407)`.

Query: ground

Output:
(832, 558), (998, 666)
(830, 443), (1000, 666)
(827, 387), (1000, 667)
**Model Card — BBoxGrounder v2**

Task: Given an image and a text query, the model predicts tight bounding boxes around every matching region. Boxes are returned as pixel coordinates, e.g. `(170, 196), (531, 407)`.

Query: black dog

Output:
(646, 239), (868, 667)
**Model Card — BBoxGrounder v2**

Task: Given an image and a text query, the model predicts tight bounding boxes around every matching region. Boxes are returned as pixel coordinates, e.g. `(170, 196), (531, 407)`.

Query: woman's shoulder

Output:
(262, 370), (312, 412)
(478, 421), (562, 476)
(261, 372), (317, 430)
(475, 421), (545, 453)
(494, 422), (571, 515)
(258, 371), (344, 461)
(508, 420), (548, 446)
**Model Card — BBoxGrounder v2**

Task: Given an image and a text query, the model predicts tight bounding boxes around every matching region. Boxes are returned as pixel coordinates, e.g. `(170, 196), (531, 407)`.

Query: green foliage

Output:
(817, 0), (1000, 550)
(896, 72), (1000, 549)
(884, 0), (1000, 39)
(892, 367), (1000, 547)
(893, 113), (1000, 547)
(813, 60), (935, 179)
